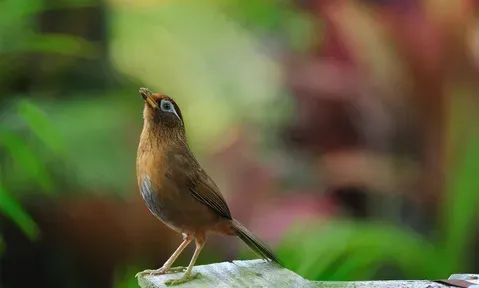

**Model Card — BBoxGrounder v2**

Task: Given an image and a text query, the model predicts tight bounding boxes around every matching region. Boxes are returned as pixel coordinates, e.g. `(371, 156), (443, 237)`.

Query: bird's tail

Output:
(232, 219), (282, 265)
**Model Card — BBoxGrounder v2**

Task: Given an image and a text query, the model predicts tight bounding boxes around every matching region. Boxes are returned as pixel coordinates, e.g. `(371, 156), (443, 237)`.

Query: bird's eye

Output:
(160, 100), (173, 112)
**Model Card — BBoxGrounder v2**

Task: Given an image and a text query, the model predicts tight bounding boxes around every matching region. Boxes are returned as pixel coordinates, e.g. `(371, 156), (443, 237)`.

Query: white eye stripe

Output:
(160, 99), (182, 123)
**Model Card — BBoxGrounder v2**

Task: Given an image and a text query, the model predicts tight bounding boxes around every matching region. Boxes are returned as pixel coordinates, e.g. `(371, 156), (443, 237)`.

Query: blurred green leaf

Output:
(113, 264), (143, 288)
(441, 92), (479, 272)
(0, 0), (43, 22)
(278, 220), (443, 281)
(0, 235), (4, 255)
(43, 0), (98, 10)
(0, 0), (96, 23)
(17, 99), (66, 156)
(326, 249), (382, 280)
(11, 34), (97, 58)
(0, 129), (55, 194)
(0, 0), (97, 59)
(0, 94), (138, 197)
(48, 96), (135, 195)
(0, 183), (39, 240)
(227, 0), (282, 30)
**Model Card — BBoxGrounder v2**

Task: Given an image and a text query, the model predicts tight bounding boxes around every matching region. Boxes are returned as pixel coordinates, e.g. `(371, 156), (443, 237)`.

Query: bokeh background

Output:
(1, 0), (479, 287)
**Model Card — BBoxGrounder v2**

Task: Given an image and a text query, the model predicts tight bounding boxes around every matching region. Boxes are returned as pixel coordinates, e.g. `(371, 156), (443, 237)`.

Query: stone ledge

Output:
(137, 259), (478, 288)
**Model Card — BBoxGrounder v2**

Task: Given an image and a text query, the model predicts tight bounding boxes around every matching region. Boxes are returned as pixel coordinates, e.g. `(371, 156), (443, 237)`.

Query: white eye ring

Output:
(160, 99), (182, 123)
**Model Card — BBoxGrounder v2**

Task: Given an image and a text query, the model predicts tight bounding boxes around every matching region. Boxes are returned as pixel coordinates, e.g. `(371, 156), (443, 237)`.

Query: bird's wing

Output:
(190, 173), (232, 220)
(166, 148), (232, 220)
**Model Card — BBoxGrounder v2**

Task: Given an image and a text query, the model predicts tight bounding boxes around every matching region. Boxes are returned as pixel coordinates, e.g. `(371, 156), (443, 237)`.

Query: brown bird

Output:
(135, 88), (281, 285)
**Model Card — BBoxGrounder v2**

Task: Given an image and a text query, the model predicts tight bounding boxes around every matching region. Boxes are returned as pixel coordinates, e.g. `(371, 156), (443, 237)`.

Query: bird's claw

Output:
(135, 266), (186, 278)
(164, 273), (201, 286)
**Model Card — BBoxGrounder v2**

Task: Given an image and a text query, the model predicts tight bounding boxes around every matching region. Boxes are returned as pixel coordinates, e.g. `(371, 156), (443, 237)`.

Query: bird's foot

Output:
(135, 269), (164, 278)
(168, 266), (187, 273)
(164, 272), (201, 286)
(135, 266), (186, 278)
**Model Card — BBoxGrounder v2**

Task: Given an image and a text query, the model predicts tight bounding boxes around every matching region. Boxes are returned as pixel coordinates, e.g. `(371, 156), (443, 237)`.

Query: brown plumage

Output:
(135, 88), (281, 285)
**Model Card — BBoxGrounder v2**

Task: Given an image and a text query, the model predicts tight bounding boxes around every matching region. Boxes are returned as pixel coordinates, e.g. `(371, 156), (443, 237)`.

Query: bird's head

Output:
(139, 87), (185, 138)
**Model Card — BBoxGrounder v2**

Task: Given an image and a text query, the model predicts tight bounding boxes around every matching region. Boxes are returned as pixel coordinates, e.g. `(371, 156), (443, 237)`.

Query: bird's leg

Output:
(136, 233), (193, 277)
(165, 232), (206, 286)
(157, 233), (193, 273)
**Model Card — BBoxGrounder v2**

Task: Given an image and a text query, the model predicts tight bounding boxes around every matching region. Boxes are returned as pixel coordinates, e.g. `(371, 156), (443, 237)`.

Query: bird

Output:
(135, 87), (281, 285)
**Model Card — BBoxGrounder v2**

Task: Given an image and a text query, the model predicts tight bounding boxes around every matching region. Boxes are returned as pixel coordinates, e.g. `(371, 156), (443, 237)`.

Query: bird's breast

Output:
(136, 148), (223, 233)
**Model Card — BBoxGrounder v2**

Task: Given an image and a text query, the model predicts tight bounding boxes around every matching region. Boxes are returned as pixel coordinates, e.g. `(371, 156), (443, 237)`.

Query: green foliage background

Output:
(1, 0), (478, 286)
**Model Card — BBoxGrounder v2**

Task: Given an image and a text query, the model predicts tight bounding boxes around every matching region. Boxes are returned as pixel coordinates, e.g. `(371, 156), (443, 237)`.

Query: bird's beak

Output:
(139, 87), (159, 109)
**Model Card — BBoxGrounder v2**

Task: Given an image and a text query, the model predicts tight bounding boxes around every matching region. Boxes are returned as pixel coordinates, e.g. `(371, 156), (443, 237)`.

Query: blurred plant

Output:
(109, 0), (313, 154)
(1, 91), (141, 195)
(113, 264), (143, 288)
(0, 0), (97, 89)
(0, 99), (64, 248)
(0, 95), (133, 249)
(0, 0), (100, 247)
(277, 94), (479, 281)
(0, 0), (97, 55)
